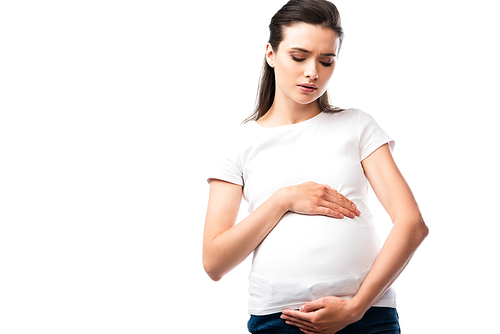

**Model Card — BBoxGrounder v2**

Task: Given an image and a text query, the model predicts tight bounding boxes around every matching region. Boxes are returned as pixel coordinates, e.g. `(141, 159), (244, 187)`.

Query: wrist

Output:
(273, 186), (293, 213)
(347, 296), (370, 321)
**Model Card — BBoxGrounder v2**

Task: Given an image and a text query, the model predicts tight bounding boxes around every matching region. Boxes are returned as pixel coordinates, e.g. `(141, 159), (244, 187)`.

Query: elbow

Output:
(420, 219), (429, 240)
(414, 217), (429, 244)
(203, 255), (223, 282)
(205, 267), (223, 282)
(395, 213), (429, 245)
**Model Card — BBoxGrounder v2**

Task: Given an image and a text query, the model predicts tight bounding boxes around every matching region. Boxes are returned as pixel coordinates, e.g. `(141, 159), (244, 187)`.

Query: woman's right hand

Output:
(279, 181), (361, 219)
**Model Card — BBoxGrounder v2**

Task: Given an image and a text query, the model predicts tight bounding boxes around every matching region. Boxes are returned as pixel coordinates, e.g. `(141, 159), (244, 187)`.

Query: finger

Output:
(332, 191), (357, 213)
(281, 315), (317, 332)
(316, 199), (355, 219)
(324, 188), (360, 216)
(314, 204), (345, 219)
(286, 320), (317, 332)
(282, 309), (312, 322)
(282, 310), (321, 332)
(300, 300), (324, 312)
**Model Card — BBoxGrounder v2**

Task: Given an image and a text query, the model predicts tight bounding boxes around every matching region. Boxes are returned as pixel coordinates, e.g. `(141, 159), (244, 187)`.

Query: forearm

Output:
(350, 216), (429, 315)
(203, 189), (287, 281)
(203, 181), (360, 281)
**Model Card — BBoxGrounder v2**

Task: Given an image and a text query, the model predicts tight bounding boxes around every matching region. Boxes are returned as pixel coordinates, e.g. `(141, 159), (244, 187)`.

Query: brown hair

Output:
(245, 0), (344, 123)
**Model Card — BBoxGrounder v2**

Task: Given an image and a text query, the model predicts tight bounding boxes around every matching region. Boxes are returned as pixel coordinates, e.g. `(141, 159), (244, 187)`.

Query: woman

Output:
(203, 1), (428, 333)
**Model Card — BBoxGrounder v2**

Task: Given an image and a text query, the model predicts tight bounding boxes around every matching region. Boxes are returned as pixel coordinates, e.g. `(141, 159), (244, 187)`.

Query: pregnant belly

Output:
(251, 211), (382, 281)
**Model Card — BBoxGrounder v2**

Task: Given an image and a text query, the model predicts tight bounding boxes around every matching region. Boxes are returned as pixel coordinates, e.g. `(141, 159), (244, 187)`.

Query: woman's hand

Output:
(280, 297), (363, 334)
(279, 182), (360, 219)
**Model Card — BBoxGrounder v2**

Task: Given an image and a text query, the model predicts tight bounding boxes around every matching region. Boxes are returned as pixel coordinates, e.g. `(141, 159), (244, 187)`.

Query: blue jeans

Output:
(248, 307), (400, 334)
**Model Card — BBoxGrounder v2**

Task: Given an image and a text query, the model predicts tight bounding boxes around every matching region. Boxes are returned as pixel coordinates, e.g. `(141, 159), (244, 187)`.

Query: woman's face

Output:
(267, 23), (340, 106)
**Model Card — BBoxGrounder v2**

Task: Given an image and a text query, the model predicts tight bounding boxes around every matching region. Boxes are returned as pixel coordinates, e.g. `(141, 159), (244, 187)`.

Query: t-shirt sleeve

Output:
(357, 110), (395, 161)
(206, 130), (244, 186)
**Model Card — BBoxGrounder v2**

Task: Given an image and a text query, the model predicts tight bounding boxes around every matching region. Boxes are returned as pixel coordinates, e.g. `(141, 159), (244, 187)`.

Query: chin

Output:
(293, 94), (320, 105)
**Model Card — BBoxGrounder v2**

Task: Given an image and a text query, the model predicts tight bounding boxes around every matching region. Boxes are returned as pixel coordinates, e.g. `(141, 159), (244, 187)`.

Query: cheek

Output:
(278, 61), (298, 78)
(320, 67), (335, 82)
(275, 65), (296, 88)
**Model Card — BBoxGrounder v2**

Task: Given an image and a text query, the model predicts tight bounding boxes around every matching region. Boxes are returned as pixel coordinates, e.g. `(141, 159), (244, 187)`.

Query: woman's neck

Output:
(257, 91), (321, 128)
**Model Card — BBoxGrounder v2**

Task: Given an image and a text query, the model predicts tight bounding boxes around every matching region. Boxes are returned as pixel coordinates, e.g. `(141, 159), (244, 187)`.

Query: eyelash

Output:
(291, 56), (333, 67)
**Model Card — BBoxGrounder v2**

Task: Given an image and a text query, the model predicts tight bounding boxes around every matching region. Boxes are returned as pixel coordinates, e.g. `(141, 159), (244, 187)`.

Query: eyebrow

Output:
(290, 47), (336, 57)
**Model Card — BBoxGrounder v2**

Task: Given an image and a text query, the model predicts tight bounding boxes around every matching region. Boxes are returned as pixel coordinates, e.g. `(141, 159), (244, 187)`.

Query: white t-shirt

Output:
(208, 109), (396, 315)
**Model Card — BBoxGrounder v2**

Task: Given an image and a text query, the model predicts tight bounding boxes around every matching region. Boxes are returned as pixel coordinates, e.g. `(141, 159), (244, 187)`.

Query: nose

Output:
(304, 61), (318, 80)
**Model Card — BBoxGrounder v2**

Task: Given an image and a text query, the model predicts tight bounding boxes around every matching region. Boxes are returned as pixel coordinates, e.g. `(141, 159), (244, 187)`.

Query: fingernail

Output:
(356, 209), (361, 215)
(339, 214), (344, 218)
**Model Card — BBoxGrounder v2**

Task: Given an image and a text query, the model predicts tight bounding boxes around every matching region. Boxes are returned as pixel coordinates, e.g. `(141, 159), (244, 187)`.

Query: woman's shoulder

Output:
(323, 107), (366, 117)
(322, 107), (365, 122)
(323, 108), (381, 124)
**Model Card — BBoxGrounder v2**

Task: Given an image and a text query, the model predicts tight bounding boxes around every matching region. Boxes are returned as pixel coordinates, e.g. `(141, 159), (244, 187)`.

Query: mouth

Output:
(297, 84), (318, 93)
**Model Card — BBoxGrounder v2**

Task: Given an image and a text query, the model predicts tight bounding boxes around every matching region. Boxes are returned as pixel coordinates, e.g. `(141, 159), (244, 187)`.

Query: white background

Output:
(1, 0), (499, 333)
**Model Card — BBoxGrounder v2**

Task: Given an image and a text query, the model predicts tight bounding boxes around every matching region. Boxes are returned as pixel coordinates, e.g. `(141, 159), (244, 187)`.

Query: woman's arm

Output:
(281, 144), (428, 333)
(350, 143), (429, 313)
(203, 179), (287, 281)
(203, 180), (360, 281)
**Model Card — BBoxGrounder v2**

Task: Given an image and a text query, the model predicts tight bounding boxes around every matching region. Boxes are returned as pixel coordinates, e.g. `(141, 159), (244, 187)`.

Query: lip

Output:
(297, 83), (318, 93)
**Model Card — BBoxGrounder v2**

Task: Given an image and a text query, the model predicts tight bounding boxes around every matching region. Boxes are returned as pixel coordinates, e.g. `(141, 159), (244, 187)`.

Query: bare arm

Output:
(203, 179), (287, 281)
(282, 144), (429, 333)
(350, 143), (429, 312)
(203, 180), (360, 281)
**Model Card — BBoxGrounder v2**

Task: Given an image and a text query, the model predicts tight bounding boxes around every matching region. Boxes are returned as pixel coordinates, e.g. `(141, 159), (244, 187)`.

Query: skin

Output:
(259, 22), (339, 127)
(203, 23), (428, 334)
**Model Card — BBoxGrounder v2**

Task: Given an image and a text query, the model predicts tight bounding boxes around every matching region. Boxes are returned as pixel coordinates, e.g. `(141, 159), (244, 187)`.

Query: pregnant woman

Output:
(203, 1), (428, 333)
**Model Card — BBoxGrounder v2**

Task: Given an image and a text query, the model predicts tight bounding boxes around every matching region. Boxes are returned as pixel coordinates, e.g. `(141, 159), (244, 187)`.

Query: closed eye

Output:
(292, 56), (333, 67)
(292, 56), (305, 62)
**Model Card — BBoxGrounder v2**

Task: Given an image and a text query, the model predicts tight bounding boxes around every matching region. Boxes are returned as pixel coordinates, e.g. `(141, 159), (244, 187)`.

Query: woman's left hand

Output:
(280, 296), (364, 334)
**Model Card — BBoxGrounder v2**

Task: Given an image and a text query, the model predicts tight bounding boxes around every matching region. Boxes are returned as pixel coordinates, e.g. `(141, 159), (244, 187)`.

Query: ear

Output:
(265, 43), (275, 68)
